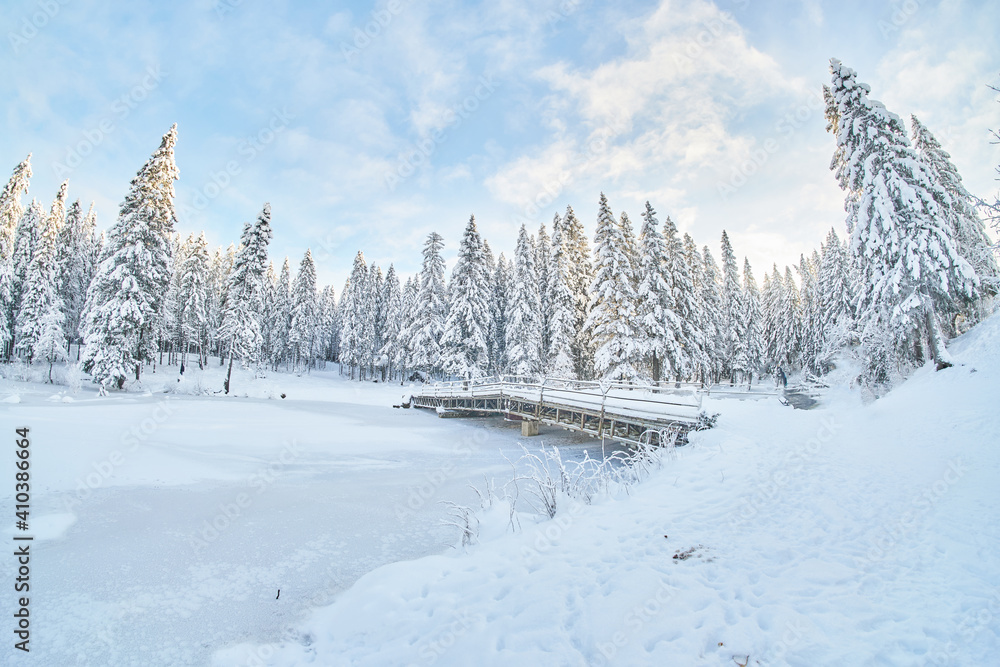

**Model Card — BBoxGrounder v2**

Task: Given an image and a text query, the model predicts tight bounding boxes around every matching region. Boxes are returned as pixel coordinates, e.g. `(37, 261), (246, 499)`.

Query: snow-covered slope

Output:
(217, 314), (1000, 666)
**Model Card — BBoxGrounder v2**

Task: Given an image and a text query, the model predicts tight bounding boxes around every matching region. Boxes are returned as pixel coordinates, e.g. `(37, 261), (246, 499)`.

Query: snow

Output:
(0, 363), (616, 666)
(212, 315), (1000, 666)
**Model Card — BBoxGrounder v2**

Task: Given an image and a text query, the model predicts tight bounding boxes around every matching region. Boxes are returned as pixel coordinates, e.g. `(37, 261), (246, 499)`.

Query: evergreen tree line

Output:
(0, 60), (995, 391)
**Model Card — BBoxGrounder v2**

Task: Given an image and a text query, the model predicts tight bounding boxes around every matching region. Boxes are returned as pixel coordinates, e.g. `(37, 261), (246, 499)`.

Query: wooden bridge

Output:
(406, 377), (707, 446)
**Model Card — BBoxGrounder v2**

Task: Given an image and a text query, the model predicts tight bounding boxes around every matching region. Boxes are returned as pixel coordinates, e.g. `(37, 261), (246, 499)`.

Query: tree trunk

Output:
(224, 350), (235, 394)
(924, 298), (954, 371)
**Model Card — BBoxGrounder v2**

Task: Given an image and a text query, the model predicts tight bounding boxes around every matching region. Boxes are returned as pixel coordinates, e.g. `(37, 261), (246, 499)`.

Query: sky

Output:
(2, 0), (998, 289)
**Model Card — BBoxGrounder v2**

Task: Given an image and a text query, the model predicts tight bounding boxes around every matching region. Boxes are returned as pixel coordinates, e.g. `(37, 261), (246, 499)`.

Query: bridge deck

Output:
(408, 377), (705, 446)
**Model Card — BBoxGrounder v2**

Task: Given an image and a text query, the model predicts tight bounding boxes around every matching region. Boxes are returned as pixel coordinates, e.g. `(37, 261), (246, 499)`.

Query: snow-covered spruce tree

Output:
(219, 203), (273, 393)
(397, 275), (419, 379)
(761, 266), (780, 372)
(177, 233), (210, 372)
(506, 225), (543, 378)
(82, 125), (180, 389)
(673, 229), (709, 383)
(546, 214), (576, 378)
(562, 205), (594, 379)
(912, 115), (999, 318)
(827, 59), (976, 375)
(409, 232), (447, 378)
(0, 154), (32, 356)
(317, 285), (339, 365)
(817, 227), (854, 366)
(489, 253), (513, 376)
(15, 183), (66, 379)
(440, 215), (491, 379)
(269, 257), (292, 371)
(289, 249), (319, 371)
(743, 258), (763, 384)
(586, 195), (642, 383)
(367, 263), (384, 377)
(10, 200), (44, 328)
(782, 266), (802, 369)
(56, 200), (99, 357)
(260, 262), (277, 366)
(338, 251), (367, 379)
(796, 252), (822, 374)
(636, 202), (685, 382)
(535, 222), (552, 363)
(378, 266), (401, 379)
(700, 246), (724, 383)
(720, 231), (746, 383)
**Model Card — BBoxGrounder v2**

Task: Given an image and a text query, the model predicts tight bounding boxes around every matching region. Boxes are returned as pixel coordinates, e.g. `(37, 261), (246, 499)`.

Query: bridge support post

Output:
(521, 420), (539, 437)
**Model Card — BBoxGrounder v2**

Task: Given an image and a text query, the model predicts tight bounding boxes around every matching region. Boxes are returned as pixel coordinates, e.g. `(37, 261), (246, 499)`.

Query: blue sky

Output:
(2, 0), (998, 288)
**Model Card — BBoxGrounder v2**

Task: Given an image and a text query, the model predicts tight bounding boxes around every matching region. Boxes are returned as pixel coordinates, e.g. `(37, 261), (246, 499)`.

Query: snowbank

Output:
(217, 315), (1000, 666)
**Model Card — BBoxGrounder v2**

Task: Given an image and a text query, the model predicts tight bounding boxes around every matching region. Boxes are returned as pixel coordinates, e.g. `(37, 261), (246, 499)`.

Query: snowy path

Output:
(0, 371), (617, 666)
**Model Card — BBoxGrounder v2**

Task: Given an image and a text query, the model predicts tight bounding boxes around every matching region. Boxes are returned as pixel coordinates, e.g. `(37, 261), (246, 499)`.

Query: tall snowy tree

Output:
(743, 258), (763, 384)
(338, 251), (368, 379)
(378, 266), (401, 379)
(15, 184), (66, 379)
(269, 257), (292, 370)
(289, 249), (319, 370)
(586, 194), (642, 382)
(82, 125), (180, 388)
(176, 233), (211, 372)
(489, 253), (513, 376)
(506, 225), (543, 378)
(562, 205), (594, 379)
(546, 215), (576, 378)
(408, 232), (447, 377)
(440, 216), (491, 379)
(636, 202), (685, 382)
(367, 263), (384, 376)
(10, 200), (44, 325)
(0, 154), (32, 356)
(218, 203), (273, 393)
(56, 200), (99, 357)
(827, 59), (976, 374)
(700, 246), (724, 383)
(720, 231), (746, 382)
(796, 252), (822, 374)
(817, 228), (854, 364)
(911, 115), (999, 317)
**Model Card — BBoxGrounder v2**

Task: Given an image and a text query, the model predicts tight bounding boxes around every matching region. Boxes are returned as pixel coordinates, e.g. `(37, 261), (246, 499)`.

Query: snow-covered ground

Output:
(210, 315), (1000, 666)
(0, 363), (619, 666)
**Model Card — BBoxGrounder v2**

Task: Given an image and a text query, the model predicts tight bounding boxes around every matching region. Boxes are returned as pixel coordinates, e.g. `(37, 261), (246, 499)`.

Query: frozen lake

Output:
(1, 371), (624, 666)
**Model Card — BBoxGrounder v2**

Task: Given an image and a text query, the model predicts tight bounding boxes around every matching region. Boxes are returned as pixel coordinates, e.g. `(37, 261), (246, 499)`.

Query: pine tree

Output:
(586, 194), (641, 382)
(339, 251), (368, 379)
(11, 200), (44, 324)
(783, 266), (802, 369)
(379, 266), (401, 379)
(546, 215), (576, 378)
(562, 205), (594, 379)
(506, 225), (543, 378)
(535, 221), (552, 363)
(743, 258), (763, 384)
(409, 232), (447, 377)
(674, 231), (708, 383)
(489, 253), (513, 376)
(398, 276), (419, 378)
(720, 231), (745, 382)
(636, 202), (685, 382)
(82, 125), (180, 388)
(289, 249), (319, 370)
(911, 115), (999, 316)
(700, 246), (724, 383)
(269, 257), (292, 370)
(219, 203), (273, 392)
(827, 59), (975, 374)
(15, 184), (66, 378)
(177, 233), (210, 372)
(796, 252), (821, 374)
(817, 228), (854, 365)
(56, 200), (99, 357)
(367, 263), (384, 377)
(440, 216), (491, 379)
(0, 154), (32, 356)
